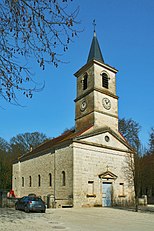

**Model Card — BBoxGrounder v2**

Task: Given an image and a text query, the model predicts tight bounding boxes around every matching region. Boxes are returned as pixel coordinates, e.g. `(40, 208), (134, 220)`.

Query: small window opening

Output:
(49, 173), (52, 187)
(82, 73), (88, 90)
(119, 183), (124, 196)
(29, 176), (32, 187)
(102, 73), (109, 89)
(88, 181), (94, 195)
(62, 171), (66, 186)
(38, 174), (41, 187)
(22, 177), (24, 187)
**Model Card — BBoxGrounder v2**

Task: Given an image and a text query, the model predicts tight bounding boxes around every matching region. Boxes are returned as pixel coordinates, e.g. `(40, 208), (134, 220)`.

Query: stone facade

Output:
(13, 128), (134, 208)
(73, 130), (134, 207)
(75, 60), (119, 132)
(12, 32), (135, 208)
(13, 143), (74, 207)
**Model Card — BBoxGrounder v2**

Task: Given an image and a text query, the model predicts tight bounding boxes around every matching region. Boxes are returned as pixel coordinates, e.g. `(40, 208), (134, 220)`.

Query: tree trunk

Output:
(135, 196), (139, 212)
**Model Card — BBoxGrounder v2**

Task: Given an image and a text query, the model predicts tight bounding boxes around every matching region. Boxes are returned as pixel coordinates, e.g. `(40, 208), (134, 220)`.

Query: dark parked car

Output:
(15, 196), (46, 213)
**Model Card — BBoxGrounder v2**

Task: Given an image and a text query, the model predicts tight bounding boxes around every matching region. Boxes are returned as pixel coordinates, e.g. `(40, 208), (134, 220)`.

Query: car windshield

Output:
(18, 196), (43, 202)
(28, 197), (42, 202)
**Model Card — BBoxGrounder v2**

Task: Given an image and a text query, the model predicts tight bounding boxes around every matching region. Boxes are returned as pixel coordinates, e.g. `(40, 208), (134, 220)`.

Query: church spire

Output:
(87, 21), (104, 64)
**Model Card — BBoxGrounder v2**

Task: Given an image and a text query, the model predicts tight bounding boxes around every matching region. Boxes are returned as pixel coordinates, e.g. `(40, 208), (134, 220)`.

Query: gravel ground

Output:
(0, 207), (154, 231)
(0, 208), (60, 231)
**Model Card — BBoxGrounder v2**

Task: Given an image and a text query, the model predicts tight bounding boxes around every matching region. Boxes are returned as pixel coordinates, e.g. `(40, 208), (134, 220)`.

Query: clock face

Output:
(80, 100), (87, 111)
(102, 98), (111, 110)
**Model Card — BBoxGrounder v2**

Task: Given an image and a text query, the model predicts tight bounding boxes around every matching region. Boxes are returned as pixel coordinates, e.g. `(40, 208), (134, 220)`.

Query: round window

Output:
(105, 136), (110, 142)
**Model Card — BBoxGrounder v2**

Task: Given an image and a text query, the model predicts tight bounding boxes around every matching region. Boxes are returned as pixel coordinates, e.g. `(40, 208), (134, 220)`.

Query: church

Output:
(12, 30), (135, 208)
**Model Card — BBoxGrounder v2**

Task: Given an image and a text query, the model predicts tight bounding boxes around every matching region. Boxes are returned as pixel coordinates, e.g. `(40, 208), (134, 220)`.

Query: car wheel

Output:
(24, 206), (30, 213)
(41, 210), (45, 213)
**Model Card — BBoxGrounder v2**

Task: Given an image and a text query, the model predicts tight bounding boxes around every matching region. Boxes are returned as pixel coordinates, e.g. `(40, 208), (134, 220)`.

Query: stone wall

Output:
(73, 141), (134, 208)
(12, 134), (134, 208)
(12, 143), (73, 208)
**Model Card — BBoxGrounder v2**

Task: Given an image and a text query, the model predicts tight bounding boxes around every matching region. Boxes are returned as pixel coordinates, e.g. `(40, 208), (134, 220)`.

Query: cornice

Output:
(75, 111), (93, 121)
(74, 87), (118, 102)
(95, 109), (118, 119)
(73, 140), (134, 154)
(94, 87), (118, 99)
(74, 59), (118, 77)
(74, 88), (93, 102)
(75, 109), (118, 121)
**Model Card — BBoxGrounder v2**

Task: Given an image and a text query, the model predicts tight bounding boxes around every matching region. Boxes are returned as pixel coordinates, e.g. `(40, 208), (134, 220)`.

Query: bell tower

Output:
(74, 31), (119, 132)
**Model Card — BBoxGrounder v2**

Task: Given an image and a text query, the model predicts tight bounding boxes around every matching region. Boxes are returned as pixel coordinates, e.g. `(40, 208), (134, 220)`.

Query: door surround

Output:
(99, 170), (117, 207)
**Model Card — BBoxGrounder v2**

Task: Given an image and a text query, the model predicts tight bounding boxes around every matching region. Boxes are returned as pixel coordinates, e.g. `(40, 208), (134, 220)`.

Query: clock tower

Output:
(74, 31), (119, 132)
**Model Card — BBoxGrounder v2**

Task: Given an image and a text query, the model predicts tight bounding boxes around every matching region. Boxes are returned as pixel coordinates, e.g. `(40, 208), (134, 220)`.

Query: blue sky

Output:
(0, 0), (154, 148)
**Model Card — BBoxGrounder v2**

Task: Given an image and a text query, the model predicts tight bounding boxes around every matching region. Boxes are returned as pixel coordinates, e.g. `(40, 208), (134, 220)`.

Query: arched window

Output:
(102, 73), (109, 89)
(62, 171), (66, 186)
(38, 174), (41, 187)
(82, 73), (88, 90)
(49, 173), (52, 187)
(29, 176), (32, 187)
(22, 177), (24, 187)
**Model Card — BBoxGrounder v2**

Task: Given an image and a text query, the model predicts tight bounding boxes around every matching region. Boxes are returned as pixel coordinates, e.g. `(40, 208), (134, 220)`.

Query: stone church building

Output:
(13, 31), (135, 208)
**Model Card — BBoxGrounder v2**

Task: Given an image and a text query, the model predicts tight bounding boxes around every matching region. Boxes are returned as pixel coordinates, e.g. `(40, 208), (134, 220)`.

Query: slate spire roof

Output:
(87, 31), (104, 64)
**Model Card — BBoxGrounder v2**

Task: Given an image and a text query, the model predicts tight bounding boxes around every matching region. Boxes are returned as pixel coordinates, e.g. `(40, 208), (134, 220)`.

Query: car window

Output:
(18, 196), (43, 202)
(19, 196), (28, 202)
(24, 197), (29, 202)
(31, 197), (42, 202)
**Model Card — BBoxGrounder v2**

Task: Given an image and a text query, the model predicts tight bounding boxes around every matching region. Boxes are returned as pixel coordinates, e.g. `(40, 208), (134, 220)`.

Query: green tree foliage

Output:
(0, 0), (80, 103)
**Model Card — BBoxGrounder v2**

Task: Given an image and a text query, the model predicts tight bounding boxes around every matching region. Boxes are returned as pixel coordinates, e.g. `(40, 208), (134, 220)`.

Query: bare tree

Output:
(0, 138), (11, 189)
(0, 0), (80, 103)
(124, 150), (142, 211)
(119, 118), (142, 211)
(140, 128), (154, 202)
(119, 118), (141, 150)
(10, 131), (49, 155)
(148, 128), (154, 154)
(0, 132), (49, 190)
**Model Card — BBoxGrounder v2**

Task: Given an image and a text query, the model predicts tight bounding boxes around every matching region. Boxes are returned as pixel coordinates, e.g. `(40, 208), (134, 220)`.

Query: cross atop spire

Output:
(93, 19), (96, 32)
(87, 23), (104, 64)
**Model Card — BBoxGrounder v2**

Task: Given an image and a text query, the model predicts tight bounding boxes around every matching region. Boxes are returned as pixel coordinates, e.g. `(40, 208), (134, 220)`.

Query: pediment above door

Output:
(99, 170), (117, 180)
